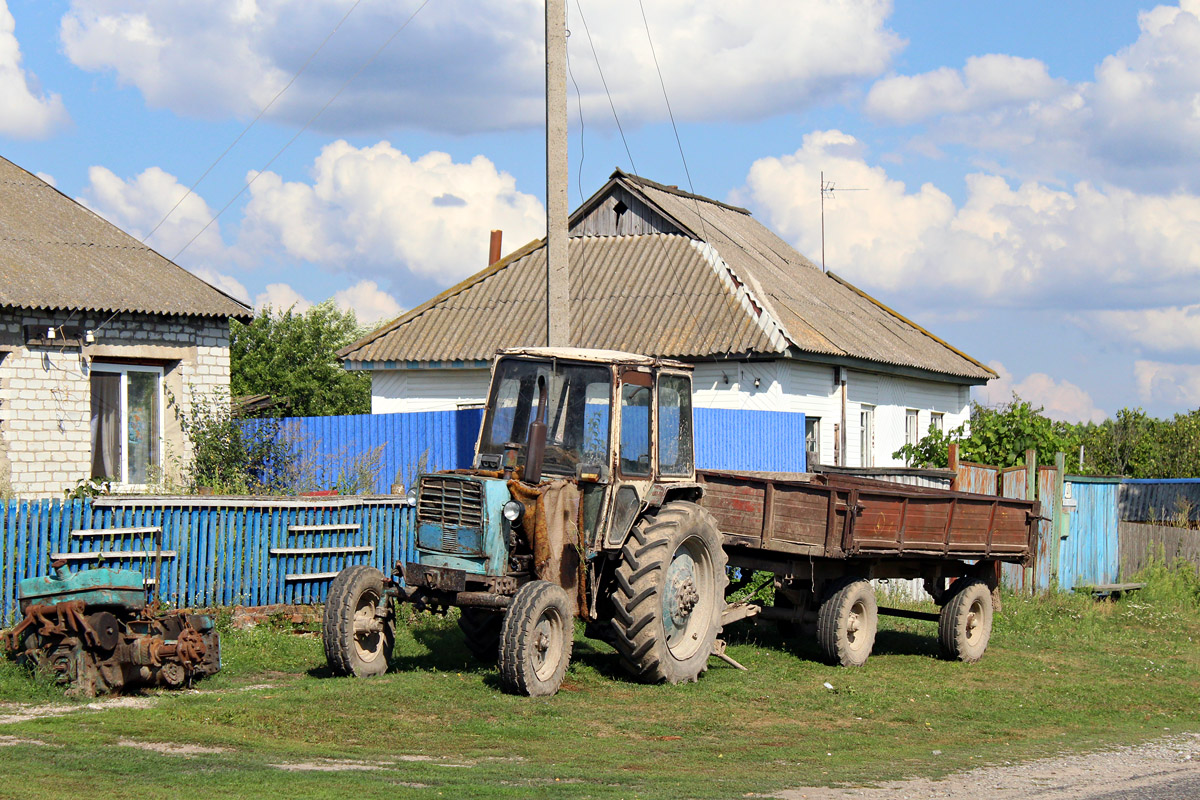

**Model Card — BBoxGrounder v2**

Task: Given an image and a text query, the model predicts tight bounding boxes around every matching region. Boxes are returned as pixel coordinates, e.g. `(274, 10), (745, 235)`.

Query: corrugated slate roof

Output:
(343, 235), (775, 363)
(343, 171), (993, 382)
(0, 156), (251, 320)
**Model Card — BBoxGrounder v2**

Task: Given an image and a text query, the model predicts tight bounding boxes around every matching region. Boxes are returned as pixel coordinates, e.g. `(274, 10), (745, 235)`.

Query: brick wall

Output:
(0, 310), (231, 497)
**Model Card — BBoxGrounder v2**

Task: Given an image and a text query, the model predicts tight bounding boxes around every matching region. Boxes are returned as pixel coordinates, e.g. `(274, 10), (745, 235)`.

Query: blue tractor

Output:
(322, 347), (729, 696)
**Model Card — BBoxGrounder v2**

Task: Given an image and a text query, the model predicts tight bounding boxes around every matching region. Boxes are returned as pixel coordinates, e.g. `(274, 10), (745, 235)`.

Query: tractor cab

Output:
(409, 347), (699, 595)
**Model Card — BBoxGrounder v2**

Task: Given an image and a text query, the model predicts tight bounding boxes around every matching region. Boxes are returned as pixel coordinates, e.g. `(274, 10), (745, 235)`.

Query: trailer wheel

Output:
(610, 501), (728, 684)
(498, 580), (573, 697)
(323, 565), (394, 678)
(817, 578), (877, 667)
(458, 608), (503, 663)
(938, 578), (993, 662)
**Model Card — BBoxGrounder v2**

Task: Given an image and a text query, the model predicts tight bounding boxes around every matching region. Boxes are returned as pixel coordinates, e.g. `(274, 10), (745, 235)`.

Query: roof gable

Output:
(0, 156), (251, 321)
(342, 170), (994, 383)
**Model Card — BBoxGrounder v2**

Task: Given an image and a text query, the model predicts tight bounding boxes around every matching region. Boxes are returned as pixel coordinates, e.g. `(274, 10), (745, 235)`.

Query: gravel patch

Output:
(775, 733), (1200, 800)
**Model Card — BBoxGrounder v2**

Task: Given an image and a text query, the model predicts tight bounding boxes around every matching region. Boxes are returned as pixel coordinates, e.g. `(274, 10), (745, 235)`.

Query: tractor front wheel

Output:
(323, 566), (395, 677)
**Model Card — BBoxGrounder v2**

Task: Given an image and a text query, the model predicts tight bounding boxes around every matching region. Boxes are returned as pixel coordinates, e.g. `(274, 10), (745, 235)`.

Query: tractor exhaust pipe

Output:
(524, 376), (548, 483)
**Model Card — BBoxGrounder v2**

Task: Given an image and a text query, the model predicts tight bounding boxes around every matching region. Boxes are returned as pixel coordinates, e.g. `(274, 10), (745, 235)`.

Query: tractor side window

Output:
(657, 374), (693, 477)
(620, 383), (651, 476)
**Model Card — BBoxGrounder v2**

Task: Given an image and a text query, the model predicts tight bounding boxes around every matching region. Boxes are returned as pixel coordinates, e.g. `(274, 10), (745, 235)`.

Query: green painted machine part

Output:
(4, 562), (221, 696)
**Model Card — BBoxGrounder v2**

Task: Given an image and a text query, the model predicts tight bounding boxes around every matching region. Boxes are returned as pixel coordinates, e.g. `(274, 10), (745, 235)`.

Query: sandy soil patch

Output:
(118, 739), (228, 756)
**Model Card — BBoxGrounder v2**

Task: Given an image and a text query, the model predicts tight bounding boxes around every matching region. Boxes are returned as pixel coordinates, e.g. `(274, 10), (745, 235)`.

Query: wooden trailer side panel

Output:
(697, 470), (1036, 563)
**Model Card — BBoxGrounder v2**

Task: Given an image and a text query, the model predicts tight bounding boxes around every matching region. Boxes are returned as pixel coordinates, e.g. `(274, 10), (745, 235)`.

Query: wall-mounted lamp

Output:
(84, 330), (95, 344)
(754, 377), (761, 388)
(46, 326), (56, 340)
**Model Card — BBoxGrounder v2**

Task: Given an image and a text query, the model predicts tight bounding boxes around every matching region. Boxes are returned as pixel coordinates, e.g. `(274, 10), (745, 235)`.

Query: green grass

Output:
(0, 581), (1196, 800)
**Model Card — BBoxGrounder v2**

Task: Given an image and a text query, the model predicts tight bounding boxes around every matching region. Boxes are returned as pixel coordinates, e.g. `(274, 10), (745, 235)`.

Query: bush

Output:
(174, 390), (296, 494)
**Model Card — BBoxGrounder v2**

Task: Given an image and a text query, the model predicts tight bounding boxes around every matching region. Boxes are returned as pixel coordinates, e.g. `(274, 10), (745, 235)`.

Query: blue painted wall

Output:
(249, 407), (806, 492)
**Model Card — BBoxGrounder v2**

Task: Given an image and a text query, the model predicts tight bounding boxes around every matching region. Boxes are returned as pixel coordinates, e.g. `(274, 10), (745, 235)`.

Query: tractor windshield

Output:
(479, 358), (612, 476)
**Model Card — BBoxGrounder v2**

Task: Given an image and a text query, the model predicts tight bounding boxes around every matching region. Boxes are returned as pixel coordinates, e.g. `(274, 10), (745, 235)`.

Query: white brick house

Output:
(341, 170), (993, 469)
(0, 156), (251, 497)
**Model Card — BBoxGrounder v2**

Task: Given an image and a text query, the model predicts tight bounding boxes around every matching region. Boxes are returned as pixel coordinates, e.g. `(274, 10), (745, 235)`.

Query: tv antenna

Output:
(820, 170), (867, 273)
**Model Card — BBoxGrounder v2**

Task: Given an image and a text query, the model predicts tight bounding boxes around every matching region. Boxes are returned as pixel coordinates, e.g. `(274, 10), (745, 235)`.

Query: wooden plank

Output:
(285, 571), (340, 581)
(269, 546), (374, 556)
(51, 550), (179, 560)
(289, 523), (362, 533)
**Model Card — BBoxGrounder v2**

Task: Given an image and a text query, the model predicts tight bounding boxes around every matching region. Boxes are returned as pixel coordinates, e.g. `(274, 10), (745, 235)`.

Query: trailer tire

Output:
(498, 580), (573, 697)
(938, 578), (992, 662)
(817, 578), (877, 667)
(323, 565), (394, 678)
(458, 608), (503, 663)
(610, 501), (728, 684)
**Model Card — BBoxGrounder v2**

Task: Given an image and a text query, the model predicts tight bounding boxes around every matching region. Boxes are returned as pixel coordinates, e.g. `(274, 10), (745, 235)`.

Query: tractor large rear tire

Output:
(498, 580), (574, 697)
(610, 501), (728, 684)
(458, 608), (503, 663)
(323, 565), (394, 677)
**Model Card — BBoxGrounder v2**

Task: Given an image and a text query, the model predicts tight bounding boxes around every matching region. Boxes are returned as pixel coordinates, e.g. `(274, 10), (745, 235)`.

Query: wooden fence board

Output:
(1119, 521), (1200, 576)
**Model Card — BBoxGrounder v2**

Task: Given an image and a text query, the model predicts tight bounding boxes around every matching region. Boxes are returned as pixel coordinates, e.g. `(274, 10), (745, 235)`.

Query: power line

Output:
(565, 22), (587, 205)
(169, 0), (434, 265)
(142, 0), (366, 247)
(574, 0), (636, 174)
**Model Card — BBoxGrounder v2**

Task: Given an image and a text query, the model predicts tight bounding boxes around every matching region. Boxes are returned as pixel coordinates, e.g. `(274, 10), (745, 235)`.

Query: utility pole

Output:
(545, 0), (571, 346)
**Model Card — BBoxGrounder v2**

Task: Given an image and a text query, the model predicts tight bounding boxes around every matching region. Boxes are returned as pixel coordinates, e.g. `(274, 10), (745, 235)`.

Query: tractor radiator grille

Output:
(417, 477), (484, 529)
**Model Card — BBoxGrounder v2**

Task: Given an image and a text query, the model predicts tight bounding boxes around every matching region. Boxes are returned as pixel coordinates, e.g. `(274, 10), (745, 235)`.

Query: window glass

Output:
(804, 417), (820, 467)
(479, 358), (612, 475)
(90, 373), (121, 480)
(90, 366), (160, 484)
(620, 383), (651, 476)
(931, 412), (944, 433)
(657, 374), (693, 476)
(859, 405), (875, 468)
(906, 409), (919, 447)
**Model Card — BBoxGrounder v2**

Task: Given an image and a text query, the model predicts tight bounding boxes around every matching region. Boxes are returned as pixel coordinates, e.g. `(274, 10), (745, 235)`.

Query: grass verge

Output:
(0, 577), (1196, 800)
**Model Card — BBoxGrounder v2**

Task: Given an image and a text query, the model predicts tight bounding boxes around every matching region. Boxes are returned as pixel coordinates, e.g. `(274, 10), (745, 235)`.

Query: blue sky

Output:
(2, 0), (1199, 422)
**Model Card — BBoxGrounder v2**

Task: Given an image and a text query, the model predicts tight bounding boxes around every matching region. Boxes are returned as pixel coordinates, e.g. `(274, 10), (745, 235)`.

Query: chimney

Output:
(488, 230), (503, 266)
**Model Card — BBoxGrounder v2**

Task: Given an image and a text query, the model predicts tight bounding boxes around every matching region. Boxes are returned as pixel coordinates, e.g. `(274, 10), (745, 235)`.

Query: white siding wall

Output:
(370, 368), (491, 413)
(368, 361), (971, 467)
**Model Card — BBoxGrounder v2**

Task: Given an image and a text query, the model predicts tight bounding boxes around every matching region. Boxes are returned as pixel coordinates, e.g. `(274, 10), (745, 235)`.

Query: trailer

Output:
(322, 347), (1037, 695)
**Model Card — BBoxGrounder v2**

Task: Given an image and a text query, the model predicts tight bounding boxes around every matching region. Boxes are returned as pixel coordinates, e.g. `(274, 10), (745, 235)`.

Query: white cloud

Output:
(192, 267), (250, 306)
(59, 0), (902, 132)
(35, 171), (56, 187)
(254, 282), (311, 314)
(239, 140), (545, 283)
(864, 2), (1200, 190)
(78, 164), (228, 267)
(0, 0), (69, 138)
(1075, 305), (1200, 354)
(735, 130), (1200, 310)
(865, 54), (1062, 125)
(332, 280), (403, 326)
(1134, 360), (1200, 406)
(976, 361), (1107, 424)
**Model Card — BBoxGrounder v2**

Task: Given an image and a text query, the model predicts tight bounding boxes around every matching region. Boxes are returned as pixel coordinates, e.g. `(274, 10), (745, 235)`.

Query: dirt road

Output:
(776, 733), (1200, 800)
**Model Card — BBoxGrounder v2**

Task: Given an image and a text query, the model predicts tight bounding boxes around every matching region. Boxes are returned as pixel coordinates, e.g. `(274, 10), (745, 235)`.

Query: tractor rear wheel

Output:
(323, 565), (394, 677)
(458, 608), (503, 663)
(498, 580), (573, 697)
(610, 501), (728, 684)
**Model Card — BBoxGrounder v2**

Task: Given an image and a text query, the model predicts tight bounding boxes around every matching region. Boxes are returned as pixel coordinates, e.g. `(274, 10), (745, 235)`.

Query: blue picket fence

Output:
(0, 496), (413, 624)
(250, 407), (807, 493)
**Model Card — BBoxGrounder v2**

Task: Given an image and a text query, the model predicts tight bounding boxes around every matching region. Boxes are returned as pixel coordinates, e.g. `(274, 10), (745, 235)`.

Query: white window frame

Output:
(905, 409), (920, 447)
(931, 412), (944, 433)
(90, 363), (165, 488)
(859, 404), (875, 468)
(804, 416), (821, 467)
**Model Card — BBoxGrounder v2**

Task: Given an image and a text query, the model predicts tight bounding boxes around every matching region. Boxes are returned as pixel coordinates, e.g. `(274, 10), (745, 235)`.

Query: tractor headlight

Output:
(405, 487), (418, 508)
(502, 500), (525, 524)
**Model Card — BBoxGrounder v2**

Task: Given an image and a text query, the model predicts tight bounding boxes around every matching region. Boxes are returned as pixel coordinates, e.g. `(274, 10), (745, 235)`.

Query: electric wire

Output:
(565, 23), (587, 205)
(141, 0), (366, 247)
(574, 0), (636, 174)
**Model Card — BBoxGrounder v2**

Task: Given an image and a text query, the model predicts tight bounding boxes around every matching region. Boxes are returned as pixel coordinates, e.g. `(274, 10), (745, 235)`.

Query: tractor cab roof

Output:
(496, 346), (693, 371)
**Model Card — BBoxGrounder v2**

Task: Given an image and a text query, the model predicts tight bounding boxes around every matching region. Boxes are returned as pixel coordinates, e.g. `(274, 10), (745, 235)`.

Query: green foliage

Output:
(63, 477), (113, 500)
(1128, 550), (1200, 609)
(174, 390), (295, 494)
(231, 301), (370, 418)
(894, 396), (1073, 469)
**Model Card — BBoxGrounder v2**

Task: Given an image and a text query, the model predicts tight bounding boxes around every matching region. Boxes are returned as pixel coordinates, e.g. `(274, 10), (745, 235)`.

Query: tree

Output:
(231, 302), (370, 417)
(894, 396), (1075, 469)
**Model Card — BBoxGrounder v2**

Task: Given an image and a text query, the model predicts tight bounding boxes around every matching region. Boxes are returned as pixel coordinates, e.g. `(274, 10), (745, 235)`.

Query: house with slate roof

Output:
(339, 169), (995, 469)
(0, 155), (252, 497)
